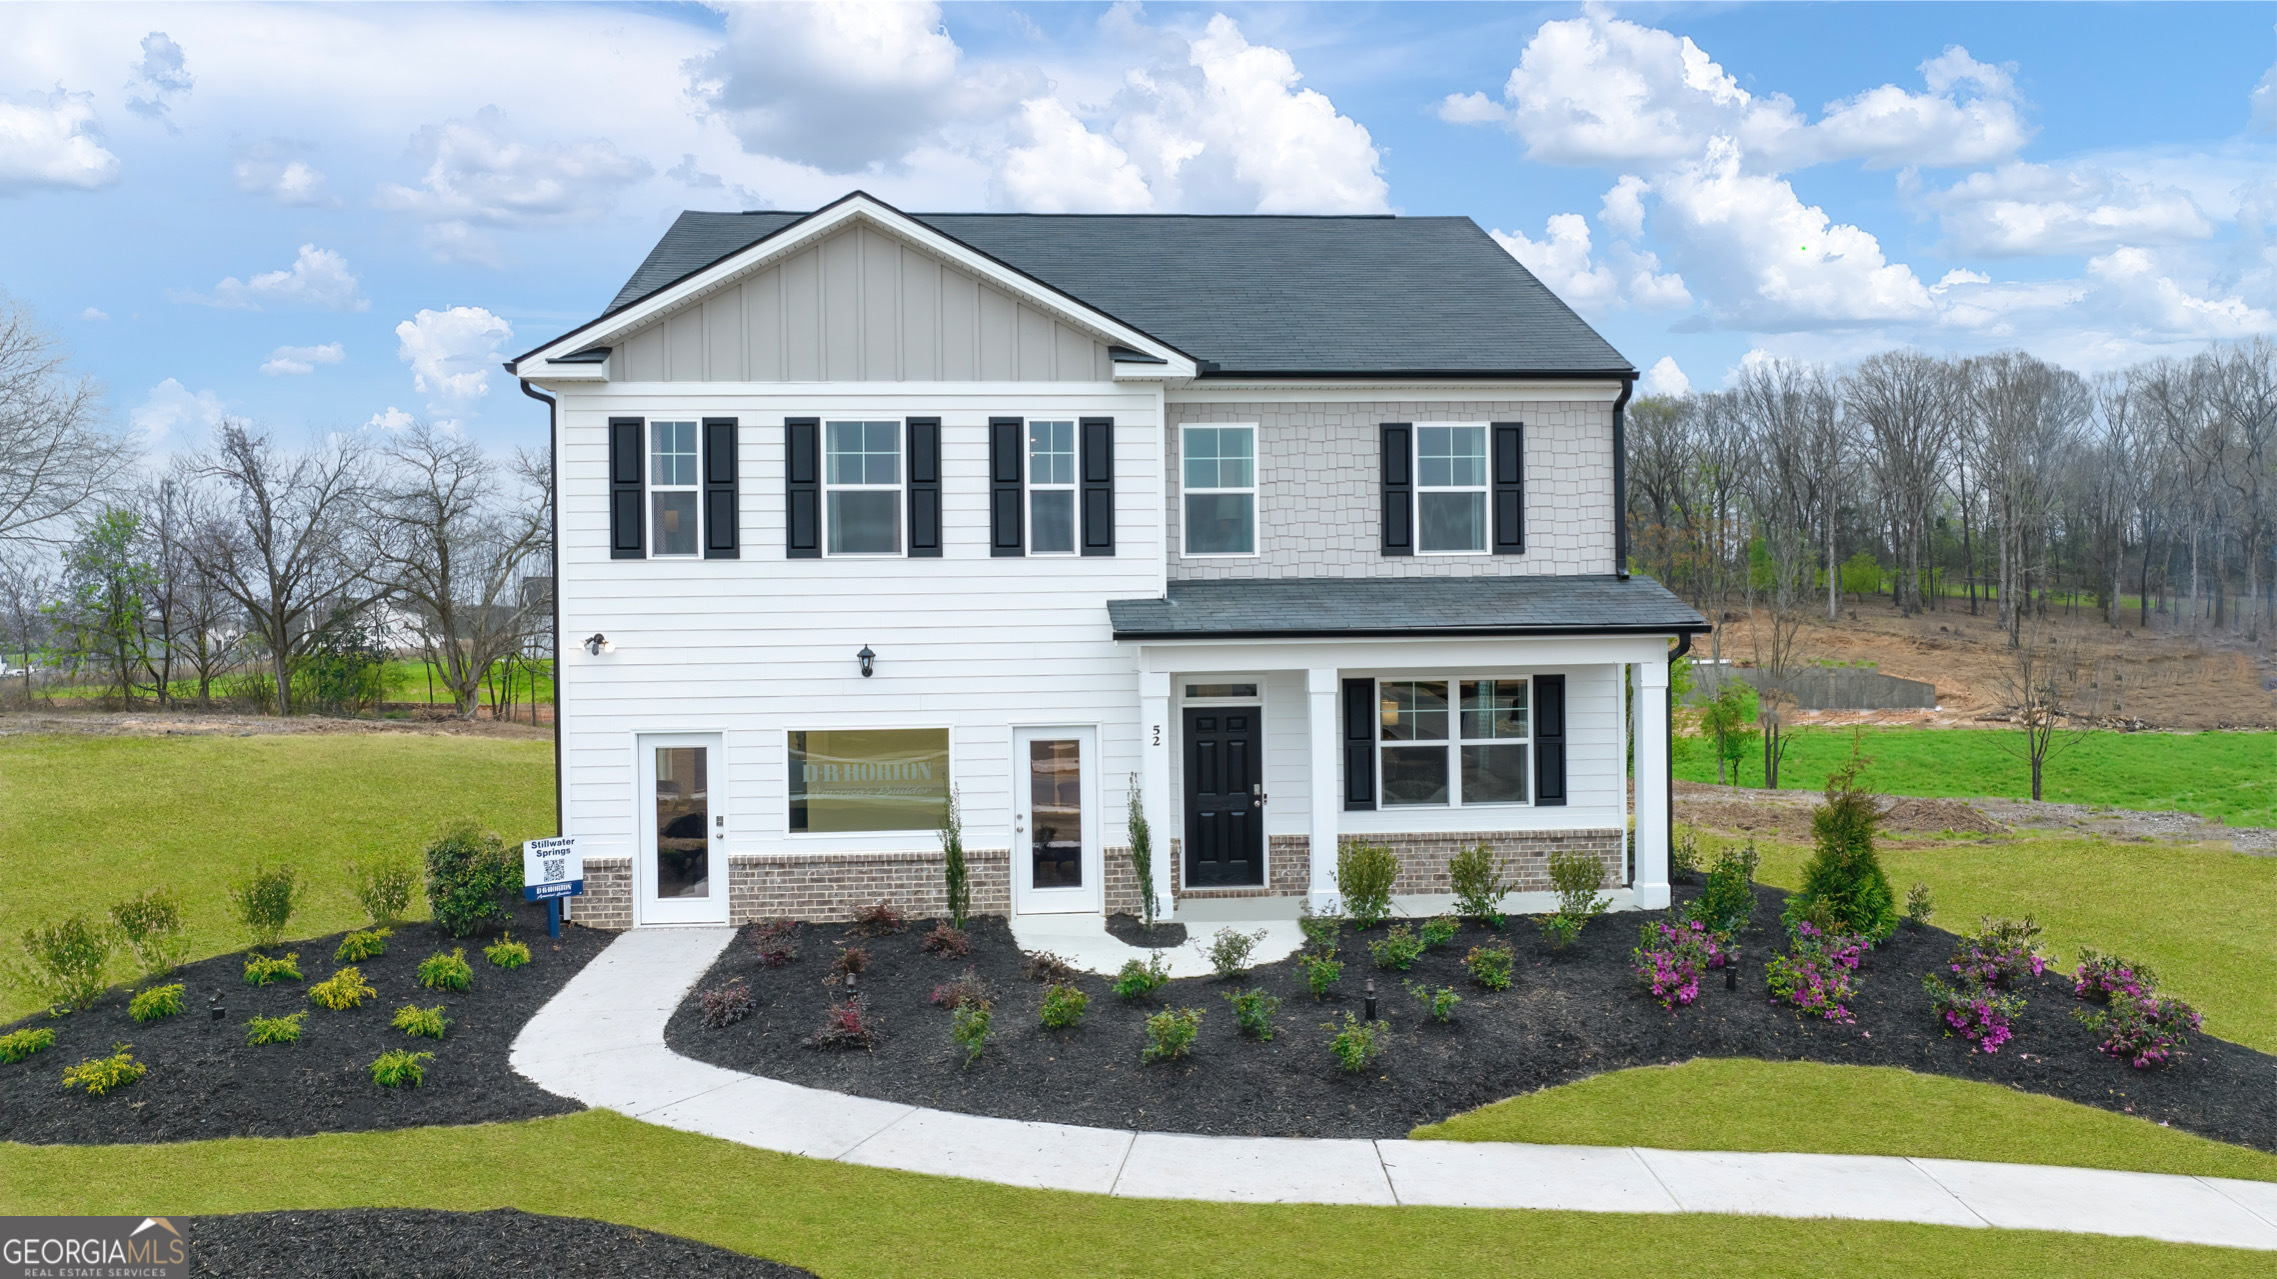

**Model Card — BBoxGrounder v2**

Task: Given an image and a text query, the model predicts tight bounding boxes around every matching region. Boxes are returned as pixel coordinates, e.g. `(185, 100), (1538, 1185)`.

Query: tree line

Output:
(0, 297), (553, 719)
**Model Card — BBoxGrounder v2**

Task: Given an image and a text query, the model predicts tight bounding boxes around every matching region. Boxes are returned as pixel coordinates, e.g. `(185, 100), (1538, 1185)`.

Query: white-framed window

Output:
(650, 420), (700, 557)
(824, 420), (901, 555)
(1182, 423), (1255, 556)
(1416, 424), (1489, 553)
(1028, 419), (1076, 554)
(1379, 676), (1530, 807)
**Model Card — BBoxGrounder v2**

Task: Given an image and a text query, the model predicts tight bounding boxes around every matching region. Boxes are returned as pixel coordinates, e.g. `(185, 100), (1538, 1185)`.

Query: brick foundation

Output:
(565, 858), (633, 930)
(728, 849), (1012, 924)
(1353, 829), (1626, 896)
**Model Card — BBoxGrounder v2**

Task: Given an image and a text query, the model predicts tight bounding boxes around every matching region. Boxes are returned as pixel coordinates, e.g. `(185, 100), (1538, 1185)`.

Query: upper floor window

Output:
(1183, 424), (1255, 556)
(1416, 424), (1488, 553)
(826, 420), (901, 555)
(650, 420), (699, 557)
(1029, 419), (1076, 554)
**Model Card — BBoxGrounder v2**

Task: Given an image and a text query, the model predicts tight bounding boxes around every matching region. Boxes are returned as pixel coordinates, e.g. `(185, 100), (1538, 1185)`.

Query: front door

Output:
(1183, 706), (1263, 886)
(636, 733), (729, 925)
(1012, 726), (1102, 914)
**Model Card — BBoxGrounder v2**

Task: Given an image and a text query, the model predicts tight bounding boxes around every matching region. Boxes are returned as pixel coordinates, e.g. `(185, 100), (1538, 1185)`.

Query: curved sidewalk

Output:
(510, 926), (2277, 1252)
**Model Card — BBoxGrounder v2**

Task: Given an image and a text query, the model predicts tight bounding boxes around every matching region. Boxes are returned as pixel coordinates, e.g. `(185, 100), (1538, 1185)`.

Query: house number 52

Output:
(1151, 725), (1161, 746)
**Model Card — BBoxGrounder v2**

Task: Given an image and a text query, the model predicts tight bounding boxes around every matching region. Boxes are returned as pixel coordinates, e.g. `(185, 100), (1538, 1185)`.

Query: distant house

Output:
(508, 191), (1706, 929)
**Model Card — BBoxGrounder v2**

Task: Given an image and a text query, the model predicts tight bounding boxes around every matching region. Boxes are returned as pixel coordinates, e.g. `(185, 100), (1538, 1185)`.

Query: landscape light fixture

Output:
(1364, 977), (1377, 1022)
(584, 633), (613, 656)
(857, 645), (875, 678)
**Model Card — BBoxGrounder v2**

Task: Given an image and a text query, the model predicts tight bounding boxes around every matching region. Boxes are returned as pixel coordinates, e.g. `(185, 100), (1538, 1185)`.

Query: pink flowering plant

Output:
(1922, 973), (2024, 1052)
(1765, 919), (1866, 1022)
(1631, 918), (1729, 1011)
(1945, 916), (2046, 988)
(2072, 949), (2154, 1003)
(2076, 992), (2203, 1069)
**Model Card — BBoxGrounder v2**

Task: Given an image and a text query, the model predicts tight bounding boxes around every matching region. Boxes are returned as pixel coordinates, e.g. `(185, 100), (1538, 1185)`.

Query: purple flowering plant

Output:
(2072, 949), (2154, 1003)
(1923, 973), (2025, 1053)
(1631, 918), (1729, 1011)
(1946, 916), (2045, 988)
(2076, 993), (2202, 1069)
(1765, 920), (1866, 1022)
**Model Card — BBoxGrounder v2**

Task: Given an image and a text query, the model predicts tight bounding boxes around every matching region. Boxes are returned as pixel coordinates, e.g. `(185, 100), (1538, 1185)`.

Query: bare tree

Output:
(1967, 352), (2087, 645)
(1847, 350), (1956, 617)
(1993, 617), (2087, 801)
(2210, 337), (2274, 639)
(0, 295), (133, 544)
(368, 423), (549, 719)
(181, 422), (380, 715)
(0, 549), (53, 706)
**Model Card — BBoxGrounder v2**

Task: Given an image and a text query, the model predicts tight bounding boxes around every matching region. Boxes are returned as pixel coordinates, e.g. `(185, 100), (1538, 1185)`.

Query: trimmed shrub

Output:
(1925, 975), (2024, 1054)
(416, 949), (474, 992)
(309, 966), (377, 1011)
(1297, 901), (1344, 953)
(751, 918), (798, 968)
(1766, 920), (1867, 1022)
(1632, 919), (1727, 1011)
(109, 887), (187, 980)
(1670, 824), (1703, 880)
(1464, 941), (1516, 991)
(1904, 882), (1935, 929)
(920, 923), (970, 958)
(335, 928), (392, 963)
(1785, 761), (1898, 942)
(1112, 953), (1170, 1002)
(1223, 987), (1281, 1040)
(1296, 950), (1343, 1001)
(941, 785), (972, 928)
(848, 900), (908, 938)
(1325, 1011), (1389, 1073)
(1140, 1007), (1203, 1063)
(62, 1043), (145, 1096)
(1419, 915), (1460, 951)
(0, 1027), (58, 1063)
(1336, 842), (1399, 927)
(1124, 774), (1157, 929)
(228, 862), (304, 950)
(2076, 993), (2203, 1069)
(424, 820), (516, 938)
(129, 982), (185, 1024)
(347, 857), (419, 928)
(11, 913), (116, 1012)
(392, 1003), (451, 1039)
(1698, 842), (1760, 937)
(370, 1049), (433, 1088)
(1538, 848), (1610, 949)
(699, 983), (753, 1029)
(1040, 982), (1089, 1029)
(1405, 980), (1461, 1023)
(929, 968), (996, 1012)
(2073, 949), (2155, 1003)
(242, 953), (302, 987)
(244, 1013), (304, 1046)
(484, 934), (532, 970)
(1024, 951), (1077, 984)
(1448, 842), (1511, 924)
(1206, 926), (1267, 979)
(1947, 917), (2045, 988)
(828, 946), (871, 986)
(804, 1000), (881, 1050)
(1368, 924), (1424, 972)
(950, 1001), (991, 1067)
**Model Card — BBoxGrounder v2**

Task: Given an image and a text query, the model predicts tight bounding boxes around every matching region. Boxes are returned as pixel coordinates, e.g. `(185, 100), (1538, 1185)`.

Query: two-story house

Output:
(507, 192), (1707, 932)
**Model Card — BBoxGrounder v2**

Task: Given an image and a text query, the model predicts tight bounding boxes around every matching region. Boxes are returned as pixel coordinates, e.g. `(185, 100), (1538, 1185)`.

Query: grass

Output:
(0, 733), (553, 1023)
(2, 1109), (2268, 1278)
(1416, 1058), (2277, 1182)
(1676, 725), (2277, 827)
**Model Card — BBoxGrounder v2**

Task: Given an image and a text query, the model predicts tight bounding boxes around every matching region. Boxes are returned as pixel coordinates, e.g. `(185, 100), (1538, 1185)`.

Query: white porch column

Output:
(1306, 667), (1341, 911)
(1138, 670), (1173, 920)
(1633, 657), (1672, 909)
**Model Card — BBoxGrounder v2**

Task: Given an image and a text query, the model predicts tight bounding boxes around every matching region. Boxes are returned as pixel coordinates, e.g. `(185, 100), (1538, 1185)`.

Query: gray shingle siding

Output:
(1107, 575), (1708, 640)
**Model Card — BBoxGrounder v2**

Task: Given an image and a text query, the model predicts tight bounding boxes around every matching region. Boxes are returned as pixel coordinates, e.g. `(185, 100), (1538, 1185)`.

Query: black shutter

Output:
(1342, 678), (1377, 810)
(1534, 673), (1566, 805)
(1380, 423), (1412, 556)
(785, 417), (819, 559)
(1079, 416), (1114, 556)
(608, 417), (644, 559)
(702, 417), (739, 559)
(1492, 421), (1525, 555)
(906, 417), (941, 557)
(989, 416), (1023, 557)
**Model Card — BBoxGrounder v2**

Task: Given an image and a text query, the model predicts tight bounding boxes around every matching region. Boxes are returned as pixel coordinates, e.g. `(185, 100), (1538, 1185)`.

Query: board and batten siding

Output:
(613, 225), (1115, 384)
(551, 387), (1164, 872)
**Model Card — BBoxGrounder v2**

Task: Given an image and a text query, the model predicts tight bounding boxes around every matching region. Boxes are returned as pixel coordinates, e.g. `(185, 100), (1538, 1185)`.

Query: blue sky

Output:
(0, 1), (2270, 459)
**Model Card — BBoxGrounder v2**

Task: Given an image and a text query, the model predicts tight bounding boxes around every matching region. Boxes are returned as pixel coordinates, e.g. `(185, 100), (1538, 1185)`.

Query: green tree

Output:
(1787, 749), (1898, 941)
(49, 508), (156, 701)
(1696, 678), (1759, 786)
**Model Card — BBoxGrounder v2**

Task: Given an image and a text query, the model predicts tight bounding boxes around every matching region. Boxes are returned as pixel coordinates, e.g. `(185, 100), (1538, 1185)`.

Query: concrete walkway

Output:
(510, 926), (2277, 1252)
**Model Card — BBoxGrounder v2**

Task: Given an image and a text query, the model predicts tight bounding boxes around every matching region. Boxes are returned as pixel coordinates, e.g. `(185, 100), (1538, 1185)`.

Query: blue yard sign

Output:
(523, 836), (583, 902)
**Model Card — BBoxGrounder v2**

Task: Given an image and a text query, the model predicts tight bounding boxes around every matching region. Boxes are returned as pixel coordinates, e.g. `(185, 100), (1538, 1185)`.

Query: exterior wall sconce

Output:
(584, 633), (613, 656)
(857, 646), (876, 678)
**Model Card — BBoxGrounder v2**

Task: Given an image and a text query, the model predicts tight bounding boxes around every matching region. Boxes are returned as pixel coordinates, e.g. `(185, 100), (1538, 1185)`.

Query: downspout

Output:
(520, 377), (564, 840)
(1613, 375), (1636, 581)
(1667, 630), (1692, 871)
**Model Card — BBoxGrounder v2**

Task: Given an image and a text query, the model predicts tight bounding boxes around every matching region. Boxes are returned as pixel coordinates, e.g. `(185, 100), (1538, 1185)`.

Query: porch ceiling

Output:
(1108, 575), (1709, 641)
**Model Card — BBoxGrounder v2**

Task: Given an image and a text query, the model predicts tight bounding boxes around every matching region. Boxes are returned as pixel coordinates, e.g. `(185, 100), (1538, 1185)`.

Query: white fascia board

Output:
(550, 380), (1150, 406)
(1168, 380), (1626, 404)
(513, 195), (1196, 377)
(1133, 635), (1671, 672)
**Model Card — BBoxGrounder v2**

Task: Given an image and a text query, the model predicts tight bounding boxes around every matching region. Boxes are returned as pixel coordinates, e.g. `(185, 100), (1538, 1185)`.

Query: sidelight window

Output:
(824, 420), (902, 554)
(1182, 424), (1256, 555)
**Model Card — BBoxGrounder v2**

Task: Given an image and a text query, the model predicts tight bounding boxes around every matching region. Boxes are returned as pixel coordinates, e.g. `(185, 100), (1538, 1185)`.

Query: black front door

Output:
(1184, 706), (1263, 886)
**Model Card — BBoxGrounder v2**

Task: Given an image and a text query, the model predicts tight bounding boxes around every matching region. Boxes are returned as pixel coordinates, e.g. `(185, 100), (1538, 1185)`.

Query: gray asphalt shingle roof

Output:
(1107, 576), (1708, 640)
(599, 203), (1633, 378)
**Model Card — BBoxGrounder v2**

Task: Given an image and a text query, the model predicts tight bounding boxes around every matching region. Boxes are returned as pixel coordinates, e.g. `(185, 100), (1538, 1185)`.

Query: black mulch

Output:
(666, 886), (2277, 1148)
(1103, 915), (1186, 948)
(187, 1209), (814, 1278)
(0, 900), (607, 1146)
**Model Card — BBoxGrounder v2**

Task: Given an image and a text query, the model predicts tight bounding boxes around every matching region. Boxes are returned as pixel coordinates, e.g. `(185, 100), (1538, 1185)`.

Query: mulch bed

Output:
(0, 900), (607, 1146)
(666, 887), (2277, 1148)
(1103, 915), (1186, 948)
(188, 1209), (814, 1278)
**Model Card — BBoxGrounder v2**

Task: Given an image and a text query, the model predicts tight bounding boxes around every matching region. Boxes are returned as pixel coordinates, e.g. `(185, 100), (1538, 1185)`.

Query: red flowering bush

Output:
(1631, 918), (1729, 1011)
(920, 922), (971, 958)
(1765, 920), (1866, 1022)
(804, 999), (881, 1050)
(2077, 993), (2202, 1069)
(1924, 974), (2024, 1053)
(698, 982), (753, 1029)
(750, 918), (798, 968)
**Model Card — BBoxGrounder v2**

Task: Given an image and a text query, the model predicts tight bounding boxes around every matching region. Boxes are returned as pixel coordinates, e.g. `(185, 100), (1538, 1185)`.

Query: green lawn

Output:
(1417, 1058), (2277, 1181)
(3, 1109), (2266, 1279)
(0, 733), (554, 1022)
(1676, 726), (2277, 827)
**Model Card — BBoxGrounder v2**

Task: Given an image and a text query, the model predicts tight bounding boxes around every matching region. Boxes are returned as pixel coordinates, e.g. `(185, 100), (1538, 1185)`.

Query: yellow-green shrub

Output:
(242, 953), (302, 986)
(335, 928), (392, 962)
(128, 983), (185, 1023)
(245, 1012), (305, 1045)
(416, 948), (473, 991)
(391, 1004), (450, 1039)
(309, 966), (376, 1010)
(61, 1043), (146, 1096)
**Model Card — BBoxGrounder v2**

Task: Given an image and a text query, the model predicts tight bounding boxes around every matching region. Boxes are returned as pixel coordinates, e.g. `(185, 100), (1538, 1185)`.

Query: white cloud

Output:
(233, 140), (331, 206)
(1492, 211), (1691, 316)
(180, 244), (368, 312)
(374, 107), (653, 263)
(260, 341), (345, 376)
(0, 89), (121, 195)
(367, 406), (416, 431)
(993, 97), (1153, 213)
(2252, 50), (2276, 132)
(80, 306), (106, 321)
(394, 306), (512, 402)
(130, 378), (225, 443)
(1600, 174), (1650, 238)
(1923, 161), (2213, 256)
(2085, 246), (2272, 339)
(124, 31), (193, 124)
(1641, 355), (1691, 396)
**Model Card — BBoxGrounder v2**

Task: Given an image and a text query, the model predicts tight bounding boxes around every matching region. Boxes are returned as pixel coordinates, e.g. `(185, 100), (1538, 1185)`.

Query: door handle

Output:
(1252, 783), (1267, 807)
